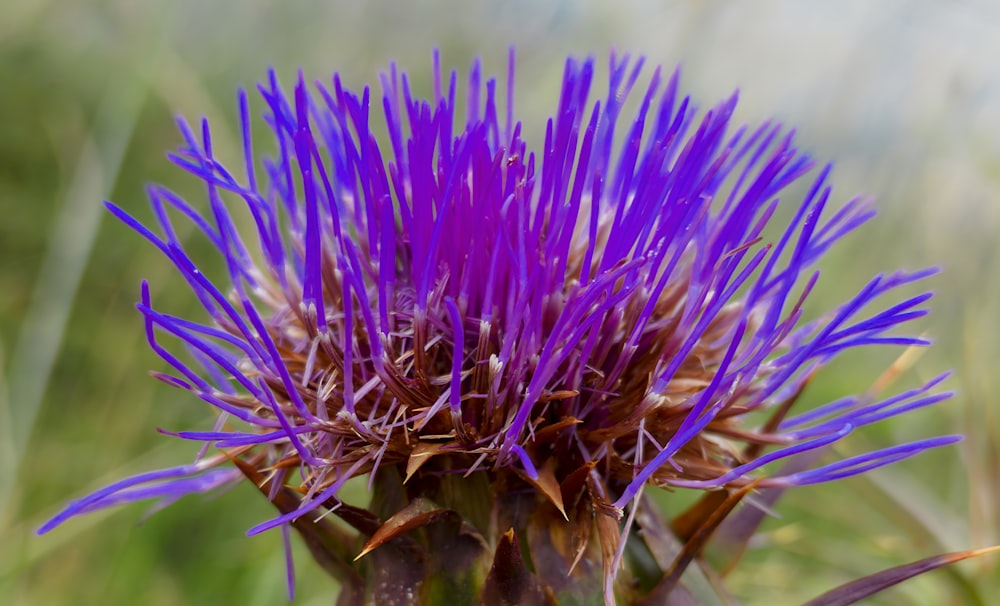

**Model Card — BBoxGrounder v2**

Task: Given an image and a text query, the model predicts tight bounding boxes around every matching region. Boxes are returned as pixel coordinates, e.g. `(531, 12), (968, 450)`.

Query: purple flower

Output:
(39, 50), (957, 600)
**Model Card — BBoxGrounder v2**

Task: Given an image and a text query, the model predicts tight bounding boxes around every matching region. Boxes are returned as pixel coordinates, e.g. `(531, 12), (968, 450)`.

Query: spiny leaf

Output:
(594, 510), (621, 597)
(355, 497), (458, 560)
(533, 416), (582, 442)
(802, 546), (1000, 606)
(560, 461), (597, 510)
(516, 457), (568, 520)
(405, 441), (446, 482)
(568, 497), (594, 574)
(585, 473), (621, 606)
(481, 528), (553, 606)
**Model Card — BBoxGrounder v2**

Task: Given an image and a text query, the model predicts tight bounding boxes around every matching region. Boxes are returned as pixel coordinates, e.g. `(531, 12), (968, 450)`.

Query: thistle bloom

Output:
(41, 51), (957, 604)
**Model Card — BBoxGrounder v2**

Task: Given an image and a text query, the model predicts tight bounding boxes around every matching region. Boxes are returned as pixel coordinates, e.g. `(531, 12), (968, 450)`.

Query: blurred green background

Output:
(2, 1), (998, 604)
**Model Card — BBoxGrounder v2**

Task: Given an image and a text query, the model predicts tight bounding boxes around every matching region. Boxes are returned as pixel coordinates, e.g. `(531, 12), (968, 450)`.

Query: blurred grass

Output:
(2, 1), (999, 604)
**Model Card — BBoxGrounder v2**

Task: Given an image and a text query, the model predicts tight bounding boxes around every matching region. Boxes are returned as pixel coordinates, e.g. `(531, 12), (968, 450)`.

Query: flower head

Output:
(40, 51), (957, 602)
